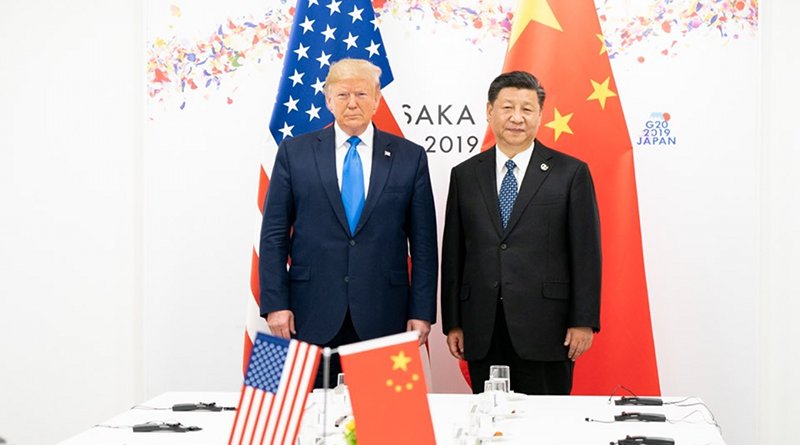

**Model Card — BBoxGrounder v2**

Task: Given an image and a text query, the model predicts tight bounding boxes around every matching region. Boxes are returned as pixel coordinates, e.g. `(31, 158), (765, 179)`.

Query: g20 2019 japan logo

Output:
(636, 112), (676, 147)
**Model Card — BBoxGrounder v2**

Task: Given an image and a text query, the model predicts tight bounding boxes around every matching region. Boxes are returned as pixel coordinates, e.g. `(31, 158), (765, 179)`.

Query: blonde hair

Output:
(324, 58), (382, 94)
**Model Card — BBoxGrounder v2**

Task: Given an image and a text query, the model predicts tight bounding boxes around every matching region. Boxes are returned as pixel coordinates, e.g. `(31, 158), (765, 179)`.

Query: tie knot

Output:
(347, 136), (361, 149)
(505, 159), (516, 171)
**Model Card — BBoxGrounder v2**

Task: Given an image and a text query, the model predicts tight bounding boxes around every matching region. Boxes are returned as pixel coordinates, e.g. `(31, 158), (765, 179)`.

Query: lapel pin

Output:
(385, 150), (391, 157)
(540, 163), (549, 171)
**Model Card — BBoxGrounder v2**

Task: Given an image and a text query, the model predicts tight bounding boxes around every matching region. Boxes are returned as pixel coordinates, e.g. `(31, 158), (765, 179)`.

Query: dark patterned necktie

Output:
(498, 159), (517, 229)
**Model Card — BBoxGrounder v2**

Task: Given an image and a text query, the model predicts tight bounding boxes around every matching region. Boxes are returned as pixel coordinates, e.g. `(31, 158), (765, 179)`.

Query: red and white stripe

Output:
(243, 149), (277, 373)
(229, 340), (320, 445)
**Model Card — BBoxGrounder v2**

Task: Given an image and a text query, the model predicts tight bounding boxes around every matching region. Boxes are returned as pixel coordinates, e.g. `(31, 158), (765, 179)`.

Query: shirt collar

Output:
(334, 122), (374, 149)
(496, 141), (535, 174)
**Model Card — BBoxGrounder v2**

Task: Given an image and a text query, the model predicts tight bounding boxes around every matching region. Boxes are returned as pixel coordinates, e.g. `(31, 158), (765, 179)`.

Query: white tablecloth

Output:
(58, 391), (726, 444)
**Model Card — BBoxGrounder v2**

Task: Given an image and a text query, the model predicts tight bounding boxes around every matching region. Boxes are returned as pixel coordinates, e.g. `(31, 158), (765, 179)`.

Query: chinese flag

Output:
(483, 0), (661, 394)
(339, 331), (435, 445)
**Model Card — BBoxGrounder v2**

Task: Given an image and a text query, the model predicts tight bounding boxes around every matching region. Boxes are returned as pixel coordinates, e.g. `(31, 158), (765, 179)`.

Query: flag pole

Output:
(322, 347), (330, 443)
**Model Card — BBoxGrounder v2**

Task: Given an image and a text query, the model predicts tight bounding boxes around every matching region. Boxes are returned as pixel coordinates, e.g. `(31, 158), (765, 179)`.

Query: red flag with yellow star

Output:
(338, 331), (435, 445)
(482, 0), (660, 395)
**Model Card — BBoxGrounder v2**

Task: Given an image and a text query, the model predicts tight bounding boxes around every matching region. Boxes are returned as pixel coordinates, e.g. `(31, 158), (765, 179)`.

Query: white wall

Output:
(0, 1), (142, 444)
(1, 1), (799, 445)
(759, 0), (800, 442)
(625, 39), (760, 443)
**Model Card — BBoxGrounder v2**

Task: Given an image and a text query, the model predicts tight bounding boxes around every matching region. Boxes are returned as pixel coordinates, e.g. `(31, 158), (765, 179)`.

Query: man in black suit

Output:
(441, 71), (601, 395)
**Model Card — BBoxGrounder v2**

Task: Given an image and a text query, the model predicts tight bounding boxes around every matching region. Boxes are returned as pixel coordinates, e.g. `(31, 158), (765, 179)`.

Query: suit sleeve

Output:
(258, 140), (294, 317)
(567, 162), (602, 331)
(440, 168), (465, 335)
(407, 146), (438, 323)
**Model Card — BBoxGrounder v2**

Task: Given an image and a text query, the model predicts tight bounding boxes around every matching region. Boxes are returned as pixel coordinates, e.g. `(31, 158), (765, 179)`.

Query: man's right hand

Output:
(267, 310), (296, 339)
(446, 328), (465, 360)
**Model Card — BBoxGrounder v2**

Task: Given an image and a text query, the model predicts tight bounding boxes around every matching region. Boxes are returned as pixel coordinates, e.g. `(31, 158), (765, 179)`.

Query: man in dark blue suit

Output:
(259, 59), (438, 388)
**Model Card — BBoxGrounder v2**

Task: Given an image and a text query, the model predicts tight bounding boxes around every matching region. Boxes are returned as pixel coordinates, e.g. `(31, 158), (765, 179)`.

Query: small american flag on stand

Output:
(229, 333), (320, 445)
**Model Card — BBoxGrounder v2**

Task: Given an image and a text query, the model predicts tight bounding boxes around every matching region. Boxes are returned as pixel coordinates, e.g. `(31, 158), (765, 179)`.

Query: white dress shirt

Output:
(334, 122), (374, 198)
(495, 142), (535, 193)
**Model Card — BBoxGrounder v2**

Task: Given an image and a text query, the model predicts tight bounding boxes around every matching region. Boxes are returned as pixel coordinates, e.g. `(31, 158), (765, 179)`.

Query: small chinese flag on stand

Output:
(338, 331), (436, 445)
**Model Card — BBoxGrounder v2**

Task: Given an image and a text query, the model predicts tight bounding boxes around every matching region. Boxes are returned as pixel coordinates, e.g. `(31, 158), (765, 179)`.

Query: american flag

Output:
(268, 0), (394, 143)
(229, 333), (320, 445)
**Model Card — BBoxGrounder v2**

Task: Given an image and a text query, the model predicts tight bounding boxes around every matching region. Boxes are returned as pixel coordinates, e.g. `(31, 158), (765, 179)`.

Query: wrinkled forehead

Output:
(326, 76), (380, 93)
(490, 87), (540, 106)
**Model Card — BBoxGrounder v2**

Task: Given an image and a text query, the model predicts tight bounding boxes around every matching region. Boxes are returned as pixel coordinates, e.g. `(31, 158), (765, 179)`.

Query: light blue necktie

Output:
(498, 159), (518, 229)
(341, 136), (364, 234)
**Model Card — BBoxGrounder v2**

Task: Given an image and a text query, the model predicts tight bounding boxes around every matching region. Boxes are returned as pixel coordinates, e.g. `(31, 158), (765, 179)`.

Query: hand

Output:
(446, 328), (465, 360)
(406, 319), (431, 345)
(267, 310), (296, 339)
(564, 327), (593, 361)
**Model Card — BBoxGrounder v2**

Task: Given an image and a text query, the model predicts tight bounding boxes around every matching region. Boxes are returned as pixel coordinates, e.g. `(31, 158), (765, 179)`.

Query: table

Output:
(58, 391), (726, 444)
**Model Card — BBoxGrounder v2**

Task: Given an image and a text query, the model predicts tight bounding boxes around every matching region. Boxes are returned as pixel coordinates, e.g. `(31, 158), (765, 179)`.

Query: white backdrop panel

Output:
(140, 1), (759, 443)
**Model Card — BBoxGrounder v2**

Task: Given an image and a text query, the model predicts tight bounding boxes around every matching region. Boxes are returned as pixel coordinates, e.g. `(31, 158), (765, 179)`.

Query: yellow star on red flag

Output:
(587, 77), (618, 109)
(509, 0), (562, 48)
(390, 350), (412, 371)
(596, 34), (608, 55)
(544, 108), (574, 141)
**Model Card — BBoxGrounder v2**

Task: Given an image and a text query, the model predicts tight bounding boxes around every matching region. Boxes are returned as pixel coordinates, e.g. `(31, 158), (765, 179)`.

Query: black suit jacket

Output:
(441, 140), (601, 361)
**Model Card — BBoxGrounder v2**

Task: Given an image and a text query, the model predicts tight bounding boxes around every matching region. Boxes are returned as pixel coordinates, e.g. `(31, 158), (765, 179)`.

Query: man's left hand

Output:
(407, 319), (431, 345)
(564, 327), (593, 361)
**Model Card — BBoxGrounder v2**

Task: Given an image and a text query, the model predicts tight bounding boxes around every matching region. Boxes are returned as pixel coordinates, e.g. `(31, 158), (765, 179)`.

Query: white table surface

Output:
(58, 391), (726, 444)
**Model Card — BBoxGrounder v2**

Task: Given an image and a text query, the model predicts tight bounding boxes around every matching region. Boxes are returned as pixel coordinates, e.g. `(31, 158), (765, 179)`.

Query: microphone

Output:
(172, 402), (235, 411)
(615, 396), (663, 406)
(614, 435), (674, 445)
(614, 412), (666, 422)
(132, 422), (202, 432)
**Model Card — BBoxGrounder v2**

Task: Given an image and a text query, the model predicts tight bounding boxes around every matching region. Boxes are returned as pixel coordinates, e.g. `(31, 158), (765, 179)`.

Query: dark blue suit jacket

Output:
(259, 125), (438, 346)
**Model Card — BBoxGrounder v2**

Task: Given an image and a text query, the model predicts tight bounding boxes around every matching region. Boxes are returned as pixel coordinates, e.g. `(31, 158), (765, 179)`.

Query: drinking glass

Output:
(488, 365), (510, 392)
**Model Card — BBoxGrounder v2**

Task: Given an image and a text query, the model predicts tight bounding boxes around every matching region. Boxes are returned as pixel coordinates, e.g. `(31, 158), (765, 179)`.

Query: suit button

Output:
(492, 281), (499, 288)
(349, 239), (356, 246)
(500, 243), (508, 250)
(344, 276), (350, 283)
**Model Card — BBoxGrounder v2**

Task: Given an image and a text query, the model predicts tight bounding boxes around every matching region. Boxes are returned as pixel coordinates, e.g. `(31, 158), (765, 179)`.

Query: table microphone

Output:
(614, 412), (666, 422)
(132, 422), (201, 432)
(615, 396), (663, 406)
(613, 435), (674, 445)
(172, 402), (235, 411)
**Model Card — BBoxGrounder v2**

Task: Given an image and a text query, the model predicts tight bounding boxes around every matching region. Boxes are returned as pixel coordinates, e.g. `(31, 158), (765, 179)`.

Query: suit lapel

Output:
(476, 148), (503, 238)
(503, 140), (554, 237)
(354, 128), (393, 235)
(314, 126), (351, 236)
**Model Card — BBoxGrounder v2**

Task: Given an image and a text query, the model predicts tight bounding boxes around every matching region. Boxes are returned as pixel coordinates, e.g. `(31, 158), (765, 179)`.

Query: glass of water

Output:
(488, 365), (510, 392)
(484, 378), (508, 393)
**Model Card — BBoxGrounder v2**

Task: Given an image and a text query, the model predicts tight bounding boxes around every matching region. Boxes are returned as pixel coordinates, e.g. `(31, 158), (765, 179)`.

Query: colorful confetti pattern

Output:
(147, 0), (758, 109)
(598, 0), (759, 62)
(147, 4), (294, 110)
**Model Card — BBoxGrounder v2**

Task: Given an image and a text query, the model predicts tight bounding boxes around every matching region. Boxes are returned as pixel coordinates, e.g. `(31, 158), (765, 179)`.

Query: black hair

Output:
(487, 71), (546, 108)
